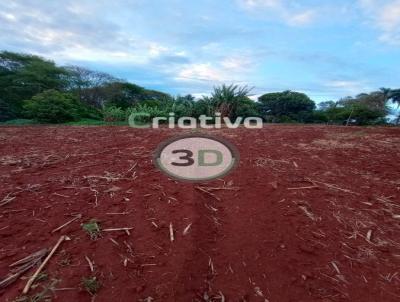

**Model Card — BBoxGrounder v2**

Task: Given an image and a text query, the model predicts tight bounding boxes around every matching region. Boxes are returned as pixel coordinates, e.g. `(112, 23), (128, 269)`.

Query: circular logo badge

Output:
(154, 134), (239, 182)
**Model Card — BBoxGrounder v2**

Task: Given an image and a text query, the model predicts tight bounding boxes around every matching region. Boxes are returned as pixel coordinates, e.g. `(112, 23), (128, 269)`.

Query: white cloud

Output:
(359, 0), (400, 45)
(148, 43), (169, 56)
(241, 0), (281, 8)
(220, 55), (252, 70)
(286, 10), (316, 26)
(379, 1), (400, 30)
(324, 80), (371, 95)
(0, 1), (188, 66)
(238, 0), (318, 26)
(177, 63), (225, 82)
(0, 12), (17, 21)
(176, 54), (254, 83)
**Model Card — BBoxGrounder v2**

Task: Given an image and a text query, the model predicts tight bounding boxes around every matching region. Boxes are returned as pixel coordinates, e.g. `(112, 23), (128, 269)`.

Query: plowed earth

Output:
(0, 125), (400, 302)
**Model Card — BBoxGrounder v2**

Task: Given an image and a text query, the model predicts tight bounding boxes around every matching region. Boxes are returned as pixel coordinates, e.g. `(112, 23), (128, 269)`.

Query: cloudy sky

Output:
(1, 0), (399, 102)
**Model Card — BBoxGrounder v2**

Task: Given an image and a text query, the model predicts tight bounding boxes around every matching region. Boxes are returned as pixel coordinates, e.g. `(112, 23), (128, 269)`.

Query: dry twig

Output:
(169, 223), (174, 242)
(23, 235), (70, 294)
(51, 214), (82, 233)
(85, 256), (94, 272)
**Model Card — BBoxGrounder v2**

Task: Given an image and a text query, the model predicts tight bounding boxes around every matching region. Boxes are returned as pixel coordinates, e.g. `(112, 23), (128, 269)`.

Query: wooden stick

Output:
(51, 214), (81, 233)
(366, 230), (373, 242)
(22, 235), (68, 294)
(287, 186), (318, 190)
(198, 186), (239, 191)
(52, 193), (70, 198)
(0, 272), (21, 289)
(10, 249), (48, 267)
(182, 223), (192, 236)
(102, 227), (134, 232)
(105, 212), (129, 215)
(108, 238), (119, 246)
(309, 179), (359, 195)
(0, 196), (16, 207)
(169, 223), (174, 242)
(85, 256), (94, 272)
(195, 186), (221, 201)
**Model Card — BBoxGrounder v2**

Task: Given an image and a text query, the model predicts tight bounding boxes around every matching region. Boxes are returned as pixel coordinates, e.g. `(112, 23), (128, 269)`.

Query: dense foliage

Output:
(1, 51), (399, 125)
(258, 91), (316, 123)
(0, 51), (68, 120)
(23, 90), (99, 123)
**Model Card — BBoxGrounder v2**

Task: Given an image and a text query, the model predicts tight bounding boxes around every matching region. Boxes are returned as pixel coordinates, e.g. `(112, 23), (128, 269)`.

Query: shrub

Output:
(102, 106), (126, 122)
(0, 98), (16, 122)
(23, 90), (87, 123)
(82, 276), (101, 295)
(0, 119), (37, 125)
(258, 91), (316, 122)
(235, 98), (261, 118)
(324, 103), (386, 125)
(127, 104), (169, 126)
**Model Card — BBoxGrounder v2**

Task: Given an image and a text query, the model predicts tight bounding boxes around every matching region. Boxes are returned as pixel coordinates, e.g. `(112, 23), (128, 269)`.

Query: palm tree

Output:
(379, 87), (392, 100)
(387, 88), (400, 124)
(210, 84), (252, 118)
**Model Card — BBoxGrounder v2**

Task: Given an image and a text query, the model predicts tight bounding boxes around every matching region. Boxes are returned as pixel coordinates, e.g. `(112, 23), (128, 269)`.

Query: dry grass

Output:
(254, 157), (291, 172)
(82, 276), (101, 296)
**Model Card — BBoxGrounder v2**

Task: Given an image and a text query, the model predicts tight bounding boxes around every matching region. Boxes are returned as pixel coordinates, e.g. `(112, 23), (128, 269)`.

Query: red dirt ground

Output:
(0, 125), (400, 302)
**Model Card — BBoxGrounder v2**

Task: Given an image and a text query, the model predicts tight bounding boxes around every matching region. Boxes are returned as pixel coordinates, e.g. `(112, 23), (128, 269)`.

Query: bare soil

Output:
(0, 125), (399, 302)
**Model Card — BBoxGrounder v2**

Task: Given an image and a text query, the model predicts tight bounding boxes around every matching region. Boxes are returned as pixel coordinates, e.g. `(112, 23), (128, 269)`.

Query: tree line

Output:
(1, 51), (399, 125)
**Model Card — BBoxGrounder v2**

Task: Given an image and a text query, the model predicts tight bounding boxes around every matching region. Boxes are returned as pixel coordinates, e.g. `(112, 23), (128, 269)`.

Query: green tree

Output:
(318, 101), (336, 111)
(102, 106), (126, 122)
(0, 98), (15, 121)
(192, 97), (214, 118)
(389, 89), (400, 106)
(23, 90), (94, 123)
(209, 84), (252, 118)
(173, 94), (196, 116)
(386, 88), (400, 124)
(324, 101), (386, 125)
(235, 98), (260, 117)
(258, 91), (315, 122)
(103, 82), (147, 109)
(64, 66), (118, 108)
(0, 51), (68, 120)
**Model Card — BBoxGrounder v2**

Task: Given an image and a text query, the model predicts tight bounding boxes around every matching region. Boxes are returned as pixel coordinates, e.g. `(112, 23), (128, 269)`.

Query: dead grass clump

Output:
(14, 279), (59, 302)
(82, 276), (101, 295)
(254, 157), (291, 172)
(311, 139), (356, 149)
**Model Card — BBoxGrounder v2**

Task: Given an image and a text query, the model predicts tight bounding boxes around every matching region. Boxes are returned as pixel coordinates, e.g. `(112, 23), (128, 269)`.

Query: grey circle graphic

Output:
(153, 134), (240, 182)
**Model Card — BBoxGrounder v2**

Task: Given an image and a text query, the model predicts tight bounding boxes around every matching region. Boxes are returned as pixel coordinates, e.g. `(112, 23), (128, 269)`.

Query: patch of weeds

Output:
(57, 250), (72, 266)
(0, 119), (38, 126)
(82, 276), (101, 295)
(34, 272), (48, 283)
(14, 279), (59, 302)
(82, 219), (101, 240)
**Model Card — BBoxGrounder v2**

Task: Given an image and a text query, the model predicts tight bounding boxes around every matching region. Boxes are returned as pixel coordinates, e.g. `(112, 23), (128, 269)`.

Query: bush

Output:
(23, 90), (88, 123)
(351, 103), (387, 125)
(0, 119), (37, 125)
(0, 98), (16, 122)
(102, 106), (126, 122)
(235, 98), (261, 118)
(258, 91), (316, 122)
(127, 104), (169, 126)
(324, 103), (386, 125)
(309, 110), (329, 123)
